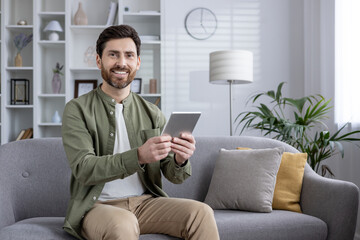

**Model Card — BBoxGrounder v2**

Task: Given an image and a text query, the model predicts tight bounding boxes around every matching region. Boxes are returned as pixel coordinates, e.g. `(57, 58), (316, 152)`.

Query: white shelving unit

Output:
(0, 0), (163, 144)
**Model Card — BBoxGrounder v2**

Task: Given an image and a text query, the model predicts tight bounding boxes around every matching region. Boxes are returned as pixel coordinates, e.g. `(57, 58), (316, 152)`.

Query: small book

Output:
(106, 2), (118, 26)
(21, 128), (33, 140)
(15, 129), (26, 141)
(154, 97), (161, 106)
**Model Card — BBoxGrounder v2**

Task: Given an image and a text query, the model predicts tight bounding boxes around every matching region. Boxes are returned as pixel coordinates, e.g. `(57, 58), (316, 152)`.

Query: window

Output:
(335, 0), (360, 124)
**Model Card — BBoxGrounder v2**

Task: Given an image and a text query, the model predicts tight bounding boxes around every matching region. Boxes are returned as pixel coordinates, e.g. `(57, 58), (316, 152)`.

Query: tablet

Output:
(161, 112), (201, 137)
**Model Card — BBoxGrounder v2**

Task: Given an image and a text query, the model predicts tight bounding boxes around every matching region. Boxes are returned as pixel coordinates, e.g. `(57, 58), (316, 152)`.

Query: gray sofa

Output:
(0, 137), (358, 240)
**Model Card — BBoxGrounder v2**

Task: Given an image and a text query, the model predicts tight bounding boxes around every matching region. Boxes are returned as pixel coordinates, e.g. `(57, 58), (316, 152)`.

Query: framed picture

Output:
(11, 79), (30, 105)
(74, 80), (98, 98)
(130, 78), (142, 94)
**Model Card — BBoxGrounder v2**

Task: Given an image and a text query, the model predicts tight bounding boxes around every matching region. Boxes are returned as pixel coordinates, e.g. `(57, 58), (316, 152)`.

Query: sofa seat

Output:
(215, 210), (327, 240)
(0, 210), (327, 240)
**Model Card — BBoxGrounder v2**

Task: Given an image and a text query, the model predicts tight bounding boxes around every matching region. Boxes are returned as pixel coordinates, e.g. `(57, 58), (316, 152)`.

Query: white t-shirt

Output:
(98, 103), (146, 201)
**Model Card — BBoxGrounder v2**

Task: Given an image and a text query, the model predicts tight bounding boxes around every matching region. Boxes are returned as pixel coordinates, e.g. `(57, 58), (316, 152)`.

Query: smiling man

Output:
(61, 25), (219, 240)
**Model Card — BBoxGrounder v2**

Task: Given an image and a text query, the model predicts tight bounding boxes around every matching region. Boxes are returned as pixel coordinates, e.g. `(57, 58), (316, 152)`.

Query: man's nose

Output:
(116, 56), (126, 67)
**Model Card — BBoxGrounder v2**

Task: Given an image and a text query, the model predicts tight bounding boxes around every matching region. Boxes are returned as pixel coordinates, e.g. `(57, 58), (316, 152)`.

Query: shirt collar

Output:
(96, 83), (133, 107)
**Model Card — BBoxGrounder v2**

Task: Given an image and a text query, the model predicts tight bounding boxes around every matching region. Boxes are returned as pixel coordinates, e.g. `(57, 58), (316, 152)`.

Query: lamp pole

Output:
(228, 80), (233, 136)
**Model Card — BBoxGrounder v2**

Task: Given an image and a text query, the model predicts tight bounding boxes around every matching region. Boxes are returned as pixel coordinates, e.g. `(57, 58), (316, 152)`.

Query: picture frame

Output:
(74, 80), (98, 98)
(11, 79), (30, 105)
(130, 78), (142, 94)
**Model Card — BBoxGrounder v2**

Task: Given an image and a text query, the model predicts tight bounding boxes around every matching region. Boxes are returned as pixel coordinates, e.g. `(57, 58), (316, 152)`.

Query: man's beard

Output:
(101, 64), (136, 89)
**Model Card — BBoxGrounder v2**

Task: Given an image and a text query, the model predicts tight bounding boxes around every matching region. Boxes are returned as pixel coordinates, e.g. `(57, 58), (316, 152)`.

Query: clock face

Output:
(185, 8), (218, 40)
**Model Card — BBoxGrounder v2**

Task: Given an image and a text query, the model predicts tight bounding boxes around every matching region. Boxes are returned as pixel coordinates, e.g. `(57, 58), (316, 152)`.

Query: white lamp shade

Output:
(209, 50), (253, 84)
(43, 20), (63, 32)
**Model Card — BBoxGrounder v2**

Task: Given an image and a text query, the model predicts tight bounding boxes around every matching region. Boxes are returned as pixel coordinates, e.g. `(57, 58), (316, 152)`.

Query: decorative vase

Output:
(52, 111), (61, 123)
(52, 73), (61, 93)
(149, 78), (157, 94)
(74, 2), (88, 25)
(15, 52), (22, 67)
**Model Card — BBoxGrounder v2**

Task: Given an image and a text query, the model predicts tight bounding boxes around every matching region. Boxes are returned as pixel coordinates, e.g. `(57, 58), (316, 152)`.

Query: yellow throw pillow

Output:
(236, 148), (307, 213)
(272, 152), (307, 213)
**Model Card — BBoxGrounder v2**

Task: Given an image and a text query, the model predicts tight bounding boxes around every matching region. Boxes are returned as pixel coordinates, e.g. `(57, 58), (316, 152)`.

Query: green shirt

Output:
(61, 86), (192, 239)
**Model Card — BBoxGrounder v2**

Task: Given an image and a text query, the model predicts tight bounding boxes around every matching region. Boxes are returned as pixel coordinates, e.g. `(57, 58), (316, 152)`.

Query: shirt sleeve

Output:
(62, 100), (144, 186)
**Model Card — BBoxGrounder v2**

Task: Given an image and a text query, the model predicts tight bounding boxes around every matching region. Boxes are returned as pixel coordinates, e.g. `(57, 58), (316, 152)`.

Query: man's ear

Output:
(96, 54), (101, 69)
(136, 56), (141, 70)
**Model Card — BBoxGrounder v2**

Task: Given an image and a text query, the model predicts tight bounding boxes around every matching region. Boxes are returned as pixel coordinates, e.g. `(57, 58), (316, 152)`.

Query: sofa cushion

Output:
(236, 148), (307, 213)
(272, 152), (307, 213)
(204, 147), (283, 212)
(0, 218), (77, 240)
(214, 210), (327, 240)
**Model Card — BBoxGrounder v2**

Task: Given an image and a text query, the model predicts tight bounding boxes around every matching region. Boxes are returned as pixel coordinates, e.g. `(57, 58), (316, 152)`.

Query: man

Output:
(62, 25), (220, 240)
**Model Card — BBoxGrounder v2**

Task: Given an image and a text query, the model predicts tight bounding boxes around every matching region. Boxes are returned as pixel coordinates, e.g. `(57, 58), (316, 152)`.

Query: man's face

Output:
(96, 38), (140, 89)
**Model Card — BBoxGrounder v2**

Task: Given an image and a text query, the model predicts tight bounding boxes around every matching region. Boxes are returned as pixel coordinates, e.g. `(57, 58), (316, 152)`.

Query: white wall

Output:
(162, 0), (305, 136)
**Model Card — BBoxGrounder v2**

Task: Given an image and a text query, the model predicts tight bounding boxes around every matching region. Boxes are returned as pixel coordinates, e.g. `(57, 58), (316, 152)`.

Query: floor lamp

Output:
(209, 50), (253, 136)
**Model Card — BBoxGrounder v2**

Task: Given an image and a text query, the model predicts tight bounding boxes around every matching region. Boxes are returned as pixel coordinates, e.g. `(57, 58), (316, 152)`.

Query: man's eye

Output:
(109, 53), (116, 57)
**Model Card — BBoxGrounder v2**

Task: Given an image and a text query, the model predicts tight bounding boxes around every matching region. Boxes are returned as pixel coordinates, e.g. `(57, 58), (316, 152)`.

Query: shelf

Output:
(38, 94), (66, 98)
(140, 94), (161, 97)
(124, 12), (161, 16)
(70, 67), (99, 72)
(70, 25), (106, 31)
(6, 105), (34, 109)
(6, 25), (33, 29)
(38, 122), (62, 126)
(38, 12), (66, 16)
(142, 40), (161, 45)
(6, 67), (34, 71)
(38, 40), (66, 48)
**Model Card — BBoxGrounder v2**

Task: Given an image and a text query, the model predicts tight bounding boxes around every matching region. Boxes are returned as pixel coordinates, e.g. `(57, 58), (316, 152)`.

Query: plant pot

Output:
(15, 52), (22, 67)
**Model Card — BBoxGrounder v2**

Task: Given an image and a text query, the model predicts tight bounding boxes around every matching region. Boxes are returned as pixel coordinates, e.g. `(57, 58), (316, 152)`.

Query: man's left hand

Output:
(171, 133), (196, 166)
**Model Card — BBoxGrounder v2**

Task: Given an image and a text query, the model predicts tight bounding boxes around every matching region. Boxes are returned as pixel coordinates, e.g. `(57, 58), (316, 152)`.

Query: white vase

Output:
(52, 111), (61, 123)
(74, 2), (88, 25)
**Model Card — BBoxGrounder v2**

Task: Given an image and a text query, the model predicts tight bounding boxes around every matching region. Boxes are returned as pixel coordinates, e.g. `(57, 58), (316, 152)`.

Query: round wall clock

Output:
(184, 7), (218, 40)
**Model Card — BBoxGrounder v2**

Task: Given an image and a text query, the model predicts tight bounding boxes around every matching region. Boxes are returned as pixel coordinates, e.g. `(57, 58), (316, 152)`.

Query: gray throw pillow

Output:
(204, 147), (284, 213)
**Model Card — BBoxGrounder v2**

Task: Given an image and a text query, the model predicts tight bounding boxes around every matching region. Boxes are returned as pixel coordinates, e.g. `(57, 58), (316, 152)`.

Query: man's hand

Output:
(171, 133), (196, 165)
(138, 135), (172, 165)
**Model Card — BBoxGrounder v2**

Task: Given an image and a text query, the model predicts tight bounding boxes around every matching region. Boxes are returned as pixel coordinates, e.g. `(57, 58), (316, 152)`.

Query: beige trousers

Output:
(81, 194), (219, 240)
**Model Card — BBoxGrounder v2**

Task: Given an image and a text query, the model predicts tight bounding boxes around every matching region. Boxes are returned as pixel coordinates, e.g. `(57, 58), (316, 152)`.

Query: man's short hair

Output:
(96, 24), (141, 58)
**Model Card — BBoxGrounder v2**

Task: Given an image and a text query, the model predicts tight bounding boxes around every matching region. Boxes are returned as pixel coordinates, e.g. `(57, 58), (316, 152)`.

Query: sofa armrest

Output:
(300, 164), (359, 240)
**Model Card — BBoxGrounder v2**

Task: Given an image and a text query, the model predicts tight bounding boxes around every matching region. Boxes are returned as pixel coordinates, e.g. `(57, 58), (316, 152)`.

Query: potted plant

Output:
(52, 62), (63, 94)
(235, 82), (360, 176)
(13, 33), (33, 67)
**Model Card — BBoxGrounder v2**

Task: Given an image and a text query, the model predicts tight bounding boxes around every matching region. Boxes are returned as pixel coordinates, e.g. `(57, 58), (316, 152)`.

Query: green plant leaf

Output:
(234, 82), (360, 177)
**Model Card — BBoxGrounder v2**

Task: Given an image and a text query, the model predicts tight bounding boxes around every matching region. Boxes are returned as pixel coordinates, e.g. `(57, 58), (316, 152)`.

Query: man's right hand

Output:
(138, 135), (172, 164)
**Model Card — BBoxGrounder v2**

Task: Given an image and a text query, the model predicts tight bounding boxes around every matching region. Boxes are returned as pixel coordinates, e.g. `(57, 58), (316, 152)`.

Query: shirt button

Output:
(110, 133), (114, 137)
(110, 111), (114, 115)
(93, 196), (97, 201)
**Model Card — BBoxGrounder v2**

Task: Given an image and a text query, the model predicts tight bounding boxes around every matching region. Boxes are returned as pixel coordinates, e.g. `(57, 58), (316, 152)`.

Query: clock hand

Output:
(200, 9), (207, 33)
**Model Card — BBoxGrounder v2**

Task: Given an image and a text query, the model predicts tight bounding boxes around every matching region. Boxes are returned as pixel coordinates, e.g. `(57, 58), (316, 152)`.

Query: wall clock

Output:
(184, 7), (218, 40)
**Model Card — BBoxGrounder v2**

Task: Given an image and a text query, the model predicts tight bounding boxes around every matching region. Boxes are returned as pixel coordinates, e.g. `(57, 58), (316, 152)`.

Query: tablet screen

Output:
(161, 112), (201, 137)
